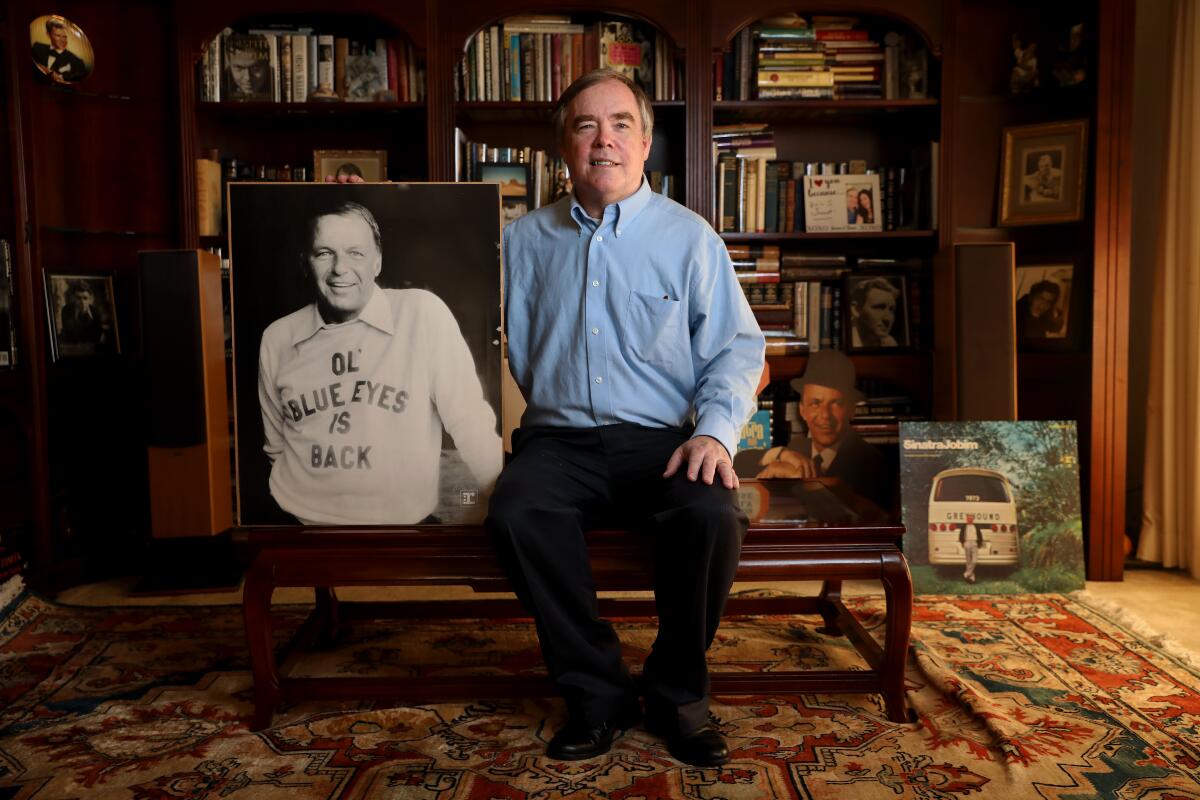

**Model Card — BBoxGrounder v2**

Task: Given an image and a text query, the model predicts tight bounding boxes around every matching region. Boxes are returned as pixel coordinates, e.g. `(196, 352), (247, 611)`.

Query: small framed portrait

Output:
(313, 150), (389, 183)
(999, 120), (1088, 225)
(844, 274), (909, 351)
(29, 15), (94, 84)
(478, 163), (532, 226)
(43, 273), (119, 360)
(1015, 263), (1076, 348)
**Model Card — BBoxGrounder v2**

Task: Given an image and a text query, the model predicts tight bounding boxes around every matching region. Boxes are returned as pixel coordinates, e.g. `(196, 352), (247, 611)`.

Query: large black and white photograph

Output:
(229, 183), (504, 526)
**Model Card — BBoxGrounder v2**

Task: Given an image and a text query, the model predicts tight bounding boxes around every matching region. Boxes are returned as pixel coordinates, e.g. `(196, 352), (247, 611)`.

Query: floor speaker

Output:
(139, 250), (232, 537)
(953, 243), (1017, 421)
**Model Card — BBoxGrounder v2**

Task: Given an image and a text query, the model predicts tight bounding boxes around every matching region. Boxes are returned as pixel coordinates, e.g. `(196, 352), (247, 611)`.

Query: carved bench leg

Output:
(817, 579), (844, 636)
(880, 551), (914, 723)
(243, 552), (281, 730)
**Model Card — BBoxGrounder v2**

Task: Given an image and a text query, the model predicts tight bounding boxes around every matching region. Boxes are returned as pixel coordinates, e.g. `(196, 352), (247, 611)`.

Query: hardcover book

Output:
(223, 33), (274, 102)
(598, 20), (654, 94)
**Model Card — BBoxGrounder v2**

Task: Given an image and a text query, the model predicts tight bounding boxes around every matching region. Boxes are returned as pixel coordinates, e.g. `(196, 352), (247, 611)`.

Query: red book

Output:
(397, 42), (409, 101)
(386, 41), (397, 93)
(816, 30), (870, 41)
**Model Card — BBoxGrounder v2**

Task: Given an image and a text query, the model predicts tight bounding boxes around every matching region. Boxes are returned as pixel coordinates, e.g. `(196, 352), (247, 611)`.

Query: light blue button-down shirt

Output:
(503, 179), (765, 458)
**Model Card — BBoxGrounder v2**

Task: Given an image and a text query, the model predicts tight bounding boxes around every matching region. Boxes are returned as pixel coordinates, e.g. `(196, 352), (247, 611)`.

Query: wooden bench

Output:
(241, 490), (912, 731)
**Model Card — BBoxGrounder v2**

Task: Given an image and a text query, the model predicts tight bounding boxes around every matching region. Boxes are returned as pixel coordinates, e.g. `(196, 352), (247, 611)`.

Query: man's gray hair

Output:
(553, 68), (654, 146)
(302, 201), (382, 259)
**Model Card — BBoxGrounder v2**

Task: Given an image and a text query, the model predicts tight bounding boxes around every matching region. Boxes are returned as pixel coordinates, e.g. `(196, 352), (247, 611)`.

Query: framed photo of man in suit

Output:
(29, 15), (94, 84)
(999, 120), (1088, 226)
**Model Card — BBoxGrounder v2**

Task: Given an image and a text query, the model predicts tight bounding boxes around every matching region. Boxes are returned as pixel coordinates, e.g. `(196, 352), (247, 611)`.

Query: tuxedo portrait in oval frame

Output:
(29, 15), (94, 84)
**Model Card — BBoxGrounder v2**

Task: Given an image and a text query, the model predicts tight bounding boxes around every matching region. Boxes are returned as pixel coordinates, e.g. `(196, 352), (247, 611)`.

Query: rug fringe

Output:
(1069, 589), (1200, 669)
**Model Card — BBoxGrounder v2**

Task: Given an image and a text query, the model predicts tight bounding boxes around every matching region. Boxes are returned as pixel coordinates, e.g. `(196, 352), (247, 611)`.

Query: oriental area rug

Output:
(1, 584), (1199, 799)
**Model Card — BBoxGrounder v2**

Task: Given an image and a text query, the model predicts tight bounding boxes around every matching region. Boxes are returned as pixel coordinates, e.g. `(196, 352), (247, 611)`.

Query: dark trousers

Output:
(486, 424), (747, 735)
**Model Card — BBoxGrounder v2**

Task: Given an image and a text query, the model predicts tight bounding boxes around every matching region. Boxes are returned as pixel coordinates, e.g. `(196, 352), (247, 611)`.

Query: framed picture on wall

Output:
(43, 273), (119, 360)
(477, 163), (532, 226)
(844, 274), (910, 350)
(29, 15), (94, 84)
(1015, 262), (1077, 349)
(998, 120), (1088, 225)
(313, 149), (388, 182)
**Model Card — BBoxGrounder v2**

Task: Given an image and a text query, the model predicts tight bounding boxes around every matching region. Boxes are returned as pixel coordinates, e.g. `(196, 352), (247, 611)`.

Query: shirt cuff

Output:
(693, 415), (738, 461)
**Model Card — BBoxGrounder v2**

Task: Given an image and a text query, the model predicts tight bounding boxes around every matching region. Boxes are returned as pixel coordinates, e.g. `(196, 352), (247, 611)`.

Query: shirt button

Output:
(592, 280), (600, 287)
(616, 228), (622, 236)
(595, 376), (603, 384)
(595, 235), (603, 242)
(591, 327), (599, 335)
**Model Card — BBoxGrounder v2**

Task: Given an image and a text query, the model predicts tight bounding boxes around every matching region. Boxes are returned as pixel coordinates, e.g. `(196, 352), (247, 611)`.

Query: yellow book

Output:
(757, 70), (835, 87)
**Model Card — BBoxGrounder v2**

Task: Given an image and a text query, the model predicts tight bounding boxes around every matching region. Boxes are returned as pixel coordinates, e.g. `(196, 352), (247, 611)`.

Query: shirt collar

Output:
(291, 284), (391, 345)
(569, 175), (652, 233)
(812, 441), (839, 469)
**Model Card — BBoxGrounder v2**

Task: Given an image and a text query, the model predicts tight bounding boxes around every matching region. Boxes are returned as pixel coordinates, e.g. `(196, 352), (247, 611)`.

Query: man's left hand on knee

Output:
(663, 435), (738, 489)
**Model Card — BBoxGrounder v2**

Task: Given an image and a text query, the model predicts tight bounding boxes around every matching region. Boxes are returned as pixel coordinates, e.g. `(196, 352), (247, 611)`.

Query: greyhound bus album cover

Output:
(228, 182), (504, 527)
(899, 420), (1084, 594)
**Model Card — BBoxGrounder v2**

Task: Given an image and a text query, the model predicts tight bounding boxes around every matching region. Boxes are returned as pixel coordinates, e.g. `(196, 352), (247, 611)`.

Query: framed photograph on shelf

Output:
(845, 274), (909, 350)
(313, 149), (388, 182)
(43, 273), (119, 360)
(478, 163), (532, 226)
(1015, 262), (1076, 348)
(802, 174), (882, 233)
(999, 120), (1088, 225)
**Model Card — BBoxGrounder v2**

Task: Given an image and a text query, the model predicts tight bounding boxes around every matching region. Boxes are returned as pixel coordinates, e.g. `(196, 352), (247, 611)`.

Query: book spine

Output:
(292, 35), (308, 102)
(551, 34), (562, 99)
(520, 33), (534, 100)
(819, 284), (833, 348)
(830, 284), (843, 349)
(317, 35), (335, 96)
(508, 33), (520, 101)
(281, 35), (293, 102)
(335, 37), (349, 98)
(808, 282), (822, 351)
(764, 162), (779, 233)
(755, 157), (767, 233)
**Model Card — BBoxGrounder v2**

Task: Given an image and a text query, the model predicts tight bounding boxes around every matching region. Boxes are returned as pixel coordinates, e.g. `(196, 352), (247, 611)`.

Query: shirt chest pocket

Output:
(626, 290), (684, 366)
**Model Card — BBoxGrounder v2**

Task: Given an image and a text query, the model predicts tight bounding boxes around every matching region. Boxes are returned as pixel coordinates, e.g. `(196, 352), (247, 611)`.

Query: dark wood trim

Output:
(4, 8), (53, 582)
(1087, 0), (1134, 581)
(685, 0), (712, 216)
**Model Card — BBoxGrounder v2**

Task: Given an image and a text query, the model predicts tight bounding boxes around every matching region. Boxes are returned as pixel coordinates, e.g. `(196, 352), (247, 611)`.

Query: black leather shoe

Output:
(662, 724), (730, 767)
(547, 705), (640, 761)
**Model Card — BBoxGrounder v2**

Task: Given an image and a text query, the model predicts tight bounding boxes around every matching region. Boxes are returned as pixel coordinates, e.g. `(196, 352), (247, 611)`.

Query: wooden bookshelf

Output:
(0, 0), (1133, 587)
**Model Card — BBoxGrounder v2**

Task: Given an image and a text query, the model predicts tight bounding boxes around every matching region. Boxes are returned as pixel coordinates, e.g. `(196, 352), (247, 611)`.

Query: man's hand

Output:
(663, 435), (739, 489)
(325, 173), (365, 183)
(754, 446), (817, 479)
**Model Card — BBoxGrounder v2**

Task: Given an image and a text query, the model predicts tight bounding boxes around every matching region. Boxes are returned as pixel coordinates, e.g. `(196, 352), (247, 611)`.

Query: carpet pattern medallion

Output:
(0, 590), (1198, 798)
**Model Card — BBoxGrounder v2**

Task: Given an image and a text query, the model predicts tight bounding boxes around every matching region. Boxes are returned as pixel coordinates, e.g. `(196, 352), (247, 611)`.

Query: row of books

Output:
(716, 14), (929, 101)
(199, 27), (424, 104)
(713, 125), (937, 232)
(456, 16), (680, 102)
(0, 239), (15, 368)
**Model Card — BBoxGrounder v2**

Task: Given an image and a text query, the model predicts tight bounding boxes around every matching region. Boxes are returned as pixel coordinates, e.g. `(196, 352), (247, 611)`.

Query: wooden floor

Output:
(55, 567), (1200, 659)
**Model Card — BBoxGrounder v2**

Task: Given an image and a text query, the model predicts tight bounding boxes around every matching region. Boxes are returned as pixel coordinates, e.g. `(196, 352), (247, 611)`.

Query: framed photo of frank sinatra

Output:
(228, 183), (504, 526)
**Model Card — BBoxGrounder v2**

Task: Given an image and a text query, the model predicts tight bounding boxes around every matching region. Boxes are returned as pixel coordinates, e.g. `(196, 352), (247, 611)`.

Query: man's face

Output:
(71, 289), (93, 311)
(800, 384), (848, 449)
(307, 212), (381, 324)
(857, 287), (895, 339)
(228, 50), (257, 94)
(560, 79), (651, 217)
(846, 190), (857, 210)
(1037, 154), (1052, 175)
(49, 26), (68, 51)
(1030, 289), (1055, 318)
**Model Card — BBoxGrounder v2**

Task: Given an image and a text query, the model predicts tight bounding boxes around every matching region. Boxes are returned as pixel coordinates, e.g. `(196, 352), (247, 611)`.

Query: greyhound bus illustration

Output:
(926, 468), (1020, 567)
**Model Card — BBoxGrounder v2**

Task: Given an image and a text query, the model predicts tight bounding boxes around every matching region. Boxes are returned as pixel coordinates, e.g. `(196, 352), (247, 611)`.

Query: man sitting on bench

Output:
(487, 69), (765, 767)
